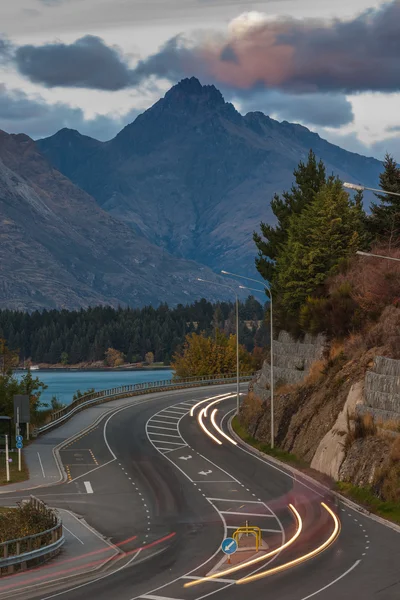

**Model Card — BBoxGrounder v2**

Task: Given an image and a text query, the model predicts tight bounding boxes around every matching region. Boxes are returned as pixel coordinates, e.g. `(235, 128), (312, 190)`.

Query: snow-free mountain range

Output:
(1, 77), (383, 311)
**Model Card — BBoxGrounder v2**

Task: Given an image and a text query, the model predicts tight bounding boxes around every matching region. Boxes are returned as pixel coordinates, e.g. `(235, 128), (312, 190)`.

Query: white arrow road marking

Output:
(84, 481), (93, 494)
(198, 470), (213, 476)
(178, 456), (192, 461)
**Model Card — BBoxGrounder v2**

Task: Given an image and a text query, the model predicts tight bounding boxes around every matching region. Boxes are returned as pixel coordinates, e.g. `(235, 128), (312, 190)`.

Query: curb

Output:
(227, 416), (400, 535)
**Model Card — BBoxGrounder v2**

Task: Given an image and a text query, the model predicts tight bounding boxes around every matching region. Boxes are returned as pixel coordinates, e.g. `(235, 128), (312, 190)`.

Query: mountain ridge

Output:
(36, 77), (384, 274)
(0, 128), (235, 311)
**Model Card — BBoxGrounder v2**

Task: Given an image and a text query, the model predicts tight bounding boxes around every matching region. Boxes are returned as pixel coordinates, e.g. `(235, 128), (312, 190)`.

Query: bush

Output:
(365, 305), (400, 358)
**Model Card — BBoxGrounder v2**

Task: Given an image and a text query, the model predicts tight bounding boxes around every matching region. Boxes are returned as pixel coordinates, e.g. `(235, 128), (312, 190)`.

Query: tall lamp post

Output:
(221, 270), (275, 449)
(343, 182), (400, 198)
(197, 278), (240, 415)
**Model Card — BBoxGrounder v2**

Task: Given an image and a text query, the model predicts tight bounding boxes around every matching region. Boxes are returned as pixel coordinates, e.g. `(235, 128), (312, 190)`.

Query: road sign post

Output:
(221, 537), (238, 563)
(5, 434), (10, 482)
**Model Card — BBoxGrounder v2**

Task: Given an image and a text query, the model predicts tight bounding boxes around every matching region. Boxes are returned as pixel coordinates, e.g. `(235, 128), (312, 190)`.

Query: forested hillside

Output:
(0, 297), (267, 365)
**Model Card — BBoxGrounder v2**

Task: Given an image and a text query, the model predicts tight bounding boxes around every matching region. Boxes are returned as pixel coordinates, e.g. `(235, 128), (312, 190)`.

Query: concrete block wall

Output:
(251, 330), (326, 400)
(357, 356), (400, 421)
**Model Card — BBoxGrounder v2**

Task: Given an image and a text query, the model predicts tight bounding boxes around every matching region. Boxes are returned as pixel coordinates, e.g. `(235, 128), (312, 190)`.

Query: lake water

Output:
(15, 369), (173, 407)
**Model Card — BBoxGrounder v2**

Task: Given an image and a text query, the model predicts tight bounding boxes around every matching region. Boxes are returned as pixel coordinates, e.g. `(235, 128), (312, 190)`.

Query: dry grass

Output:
(329, 341), (345, 362)
(390, 437), (400, 462)
(343, 333), (367, 357)
(377, 419), (400, 434)
(345, 412), (377, 451)
(303, 359), (326, 386)
(275, 381), (300, 395)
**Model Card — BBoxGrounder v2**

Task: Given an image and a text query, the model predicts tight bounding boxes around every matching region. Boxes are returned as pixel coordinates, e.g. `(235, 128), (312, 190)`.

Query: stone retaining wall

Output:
(357, 356), (400, 422)
(251, 330), (326, 400)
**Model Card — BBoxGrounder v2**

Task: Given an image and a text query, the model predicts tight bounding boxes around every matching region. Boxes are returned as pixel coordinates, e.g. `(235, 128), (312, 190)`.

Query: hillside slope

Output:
(0, 130), (232, 311)
(37, 77), (383, 274)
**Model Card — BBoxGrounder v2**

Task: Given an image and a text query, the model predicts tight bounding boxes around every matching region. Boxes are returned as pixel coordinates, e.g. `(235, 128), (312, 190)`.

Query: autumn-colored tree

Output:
(104, 347), (125, 367)
(171, 330), (256, 378)
(145, 351), (154, 365)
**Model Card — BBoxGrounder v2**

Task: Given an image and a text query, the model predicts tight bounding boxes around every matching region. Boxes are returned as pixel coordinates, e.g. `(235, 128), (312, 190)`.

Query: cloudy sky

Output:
(0, 0), (399, 159)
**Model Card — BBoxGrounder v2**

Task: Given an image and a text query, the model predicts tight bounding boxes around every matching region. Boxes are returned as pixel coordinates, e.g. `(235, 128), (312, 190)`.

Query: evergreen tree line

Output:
(0, 297), (267, 365)
(254, 150), (400, 335)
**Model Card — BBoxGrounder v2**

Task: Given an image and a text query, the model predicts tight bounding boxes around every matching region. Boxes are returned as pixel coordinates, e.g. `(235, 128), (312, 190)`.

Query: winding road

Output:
(0, 385), (399, 600)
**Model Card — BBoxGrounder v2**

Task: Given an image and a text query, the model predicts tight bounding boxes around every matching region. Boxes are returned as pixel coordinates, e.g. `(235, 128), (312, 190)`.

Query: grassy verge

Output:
(231, 416), (308, 469)
(0, 450), (29, 486)
(232, 415), (400, 527)
(336, 482), (400, 525)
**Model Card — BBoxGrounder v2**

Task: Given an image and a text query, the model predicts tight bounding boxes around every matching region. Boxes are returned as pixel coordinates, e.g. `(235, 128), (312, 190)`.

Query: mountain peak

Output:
(164, 77), (225, 108)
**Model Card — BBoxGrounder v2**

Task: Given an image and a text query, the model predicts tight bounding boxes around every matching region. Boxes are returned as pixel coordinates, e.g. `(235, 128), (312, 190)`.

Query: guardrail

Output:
(0, 496), (64, 576)
(37, 372), (254, 435)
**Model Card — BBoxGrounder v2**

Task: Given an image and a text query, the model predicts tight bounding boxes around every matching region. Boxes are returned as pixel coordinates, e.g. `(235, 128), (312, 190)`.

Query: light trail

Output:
(190, 393), (234, 417)
(210, 409), (237, 445)
(198, 407), (222, 445)
(183, 503), (302, 588)
(204, 395), (234, 417)
(236, 502), (341, 584)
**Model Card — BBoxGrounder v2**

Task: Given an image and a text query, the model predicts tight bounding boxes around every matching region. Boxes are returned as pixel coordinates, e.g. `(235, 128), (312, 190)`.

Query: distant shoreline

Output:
(14, 365), (172, 373)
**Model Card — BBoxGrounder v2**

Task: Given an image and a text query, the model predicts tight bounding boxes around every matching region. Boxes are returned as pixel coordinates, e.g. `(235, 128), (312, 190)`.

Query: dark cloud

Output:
(125, 0), (400, 94)
(237, 90), (354, 128)
(0, 84), (140, 140)
(13, 1), (400, 95)
(15, 35), (135, 90)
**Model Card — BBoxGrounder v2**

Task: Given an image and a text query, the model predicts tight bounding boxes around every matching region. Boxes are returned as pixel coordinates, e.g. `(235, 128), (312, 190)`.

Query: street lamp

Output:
(343, 182), (400, 198)
(196, 278), (240, 415)
(356, 250), (400, 262)
(221, 270), (275, 449)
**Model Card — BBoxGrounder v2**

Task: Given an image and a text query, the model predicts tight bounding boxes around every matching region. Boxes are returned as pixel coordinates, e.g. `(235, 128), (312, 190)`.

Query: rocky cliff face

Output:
(37, 77), (383, 276)
(239, 323), (400, 503)
(0, 129), (236, 311)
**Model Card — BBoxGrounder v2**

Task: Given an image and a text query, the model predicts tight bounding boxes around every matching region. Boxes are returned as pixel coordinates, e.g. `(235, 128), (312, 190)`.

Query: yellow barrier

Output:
(233, 525), (262, 552)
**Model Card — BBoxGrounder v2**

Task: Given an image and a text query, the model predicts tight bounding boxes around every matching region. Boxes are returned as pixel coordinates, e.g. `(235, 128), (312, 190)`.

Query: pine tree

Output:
(275, 179), (366, 320)
(368, 153), (400, 246)
(254, 150), (328, 282)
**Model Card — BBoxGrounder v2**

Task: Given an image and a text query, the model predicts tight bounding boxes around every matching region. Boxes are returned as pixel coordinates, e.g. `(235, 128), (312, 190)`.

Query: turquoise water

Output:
(15, 369), (173, 407)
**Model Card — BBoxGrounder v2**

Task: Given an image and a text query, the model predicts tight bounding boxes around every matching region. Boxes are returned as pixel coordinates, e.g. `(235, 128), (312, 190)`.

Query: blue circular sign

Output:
(16, 435), (23, 443)
(221, 537), (238, 555)
(16, 441), (23, 449)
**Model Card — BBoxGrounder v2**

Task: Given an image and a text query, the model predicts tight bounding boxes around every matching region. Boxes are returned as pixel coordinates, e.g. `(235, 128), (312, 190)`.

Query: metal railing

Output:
(0, 496), (64, 575)
(37, 372), (255, 435)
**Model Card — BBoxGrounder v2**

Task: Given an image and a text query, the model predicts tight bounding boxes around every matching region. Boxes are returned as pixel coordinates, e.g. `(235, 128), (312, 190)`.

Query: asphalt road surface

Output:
(0, 385), (399, 600)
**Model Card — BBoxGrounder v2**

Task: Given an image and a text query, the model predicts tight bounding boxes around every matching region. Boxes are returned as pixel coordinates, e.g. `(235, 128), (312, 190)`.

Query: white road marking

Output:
(37, 452), (46, 478)
(147, 425), (177, 431)
(83, 481), (93, 494)
(153, 415), (180, 421)
(141, 596), (184, 600)
(178, 455), (192, 460)
(162, 446), (187, 453)
(63, 525), (85, 544)
(150, 419), (178, 426)
(147, 432), (182, 439)
(299, 560), (361, 599)
(198, 470), (213, 476)
(150, 440), (186, 445)
(220, 511), (276, 517)
(161, 409), (188, 415)
(207, 497), (269, 504)
(192, 481), (233, 483)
